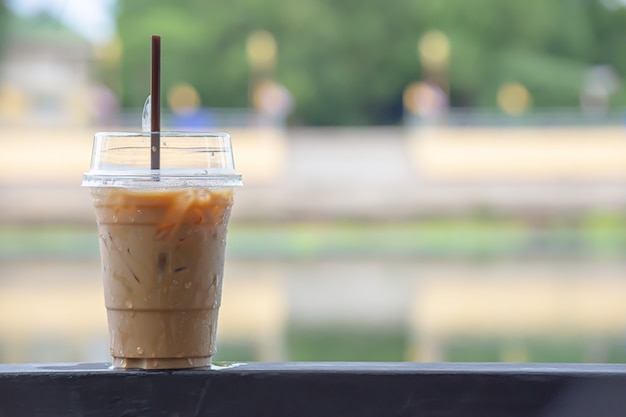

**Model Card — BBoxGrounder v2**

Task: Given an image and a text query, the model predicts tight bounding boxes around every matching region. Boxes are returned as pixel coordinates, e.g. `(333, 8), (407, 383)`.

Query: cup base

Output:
(112, 356), (212, 370)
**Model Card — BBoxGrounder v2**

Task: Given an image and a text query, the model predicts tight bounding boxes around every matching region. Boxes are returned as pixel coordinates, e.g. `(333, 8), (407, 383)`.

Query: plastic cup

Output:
(82, 132), (242, 369)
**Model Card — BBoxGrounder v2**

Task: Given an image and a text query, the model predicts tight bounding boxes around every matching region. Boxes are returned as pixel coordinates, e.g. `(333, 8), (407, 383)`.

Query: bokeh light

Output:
(252, 80), (293, 117)
(497, 82), (532, 115)
(246, 30), (277, 71)
(418, 30), (450, 71)
(167, 82), (201, 115)
(0, 82), (28, 121)
(92, 36), (123, 68)
(403, 81), (447, 117)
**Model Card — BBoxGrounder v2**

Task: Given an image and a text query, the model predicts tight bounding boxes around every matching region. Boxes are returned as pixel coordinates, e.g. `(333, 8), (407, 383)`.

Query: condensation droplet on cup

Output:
(125, 300), (133, 309)
(187, 358), (196, 366)
(184, 282), (192, 289)
(142, 95), (151, 132)
(209, 274), (218, 293)
(137, 209), (143, 215)
(136, 346), (144, 355)
(152, 360), (159, 368)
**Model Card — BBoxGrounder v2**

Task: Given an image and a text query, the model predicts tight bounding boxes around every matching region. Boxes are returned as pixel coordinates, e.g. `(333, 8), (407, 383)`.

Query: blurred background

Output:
(2, 0), (626, 364)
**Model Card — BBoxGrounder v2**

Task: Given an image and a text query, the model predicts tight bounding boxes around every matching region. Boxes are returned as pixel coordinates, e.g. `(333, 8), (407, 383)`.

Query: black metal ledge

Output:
(2, 362), (626, 417)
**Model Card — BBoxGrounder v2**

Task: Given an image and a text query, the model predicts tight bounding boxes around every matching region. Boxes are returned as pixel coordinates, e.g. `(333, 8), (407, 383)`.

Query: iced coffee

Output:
(83, 132), (242, 369)
(92, 187), (233, 369)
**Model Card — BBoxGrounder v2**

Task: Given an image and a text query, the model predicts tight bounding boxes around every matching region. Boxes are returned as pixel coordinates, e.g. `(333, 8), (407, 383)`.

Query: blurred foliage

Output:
(0, 0), (8, 57)
(286, 327), (407, 361)
(114, 0), (418, 125)
(4, 214), (626, 260)
(0, 0), (622, 124)
(216, 329), (626, 362)
(109, 0), (626, 125)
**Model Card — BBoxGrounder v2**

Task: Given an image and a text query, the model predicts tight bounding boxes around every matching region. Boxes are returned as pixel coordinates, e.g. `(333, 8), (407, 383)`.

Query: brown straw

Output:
(150, 35), (161, 170)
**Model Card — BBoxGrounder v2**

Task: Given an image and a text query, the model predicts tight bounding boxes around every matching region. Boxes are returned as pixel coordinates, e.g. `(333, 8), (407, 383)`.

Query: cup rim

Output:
(95, 131), (233, 137)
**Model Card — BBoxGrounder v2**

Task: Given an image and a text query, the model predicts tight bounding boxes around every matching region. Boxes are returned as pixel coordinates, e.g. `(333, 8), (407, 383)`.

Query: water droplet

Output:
(136, 346), (144, 355)
(136, 209), (143, 214)
(163, 141), (167, 146)
(120, 358), (126, 366)
(129, 217), (135, 223)
(112, 215), (118, 222)
(129, 311), (135, 318)
(152, 360), (159, 368)
(184, 282), (192, 289)
(152, 145), (157, 152)
(142, 95), (151, 132)
(172, 279), (179, 286)
(125, 300), (133, 309)
(209, 273), (218, 293)
(187, 358), (196, 366)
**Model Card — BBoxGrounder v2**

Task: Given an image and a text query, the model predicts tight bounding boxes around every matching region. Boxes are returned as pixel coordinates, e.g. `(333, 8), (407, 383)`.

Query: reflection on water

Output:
(1, 257), (626, 363)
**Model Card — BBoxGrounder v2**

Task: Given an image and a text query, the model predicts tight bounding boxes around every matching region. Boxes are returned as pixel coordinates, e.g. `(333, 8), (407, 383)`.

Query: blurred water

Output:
(2, 256), (626, 363)
(2, 125), (626, 363)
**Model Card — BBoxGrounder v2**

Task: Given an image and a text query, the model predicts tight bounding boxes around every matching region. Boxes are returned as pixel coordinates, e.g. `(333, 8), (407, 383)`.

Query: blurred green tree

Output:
(113, 0), (626, 125)
(587, 1), (626, 106)
(115, 0), (422, 125)
(0, 0), (8, 58)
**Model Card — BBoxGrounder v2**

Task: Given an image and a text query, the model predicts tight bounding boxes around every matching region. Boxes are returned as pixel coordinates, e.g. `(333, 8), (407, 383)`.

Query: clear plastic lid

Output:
(82, 132), (243, 188)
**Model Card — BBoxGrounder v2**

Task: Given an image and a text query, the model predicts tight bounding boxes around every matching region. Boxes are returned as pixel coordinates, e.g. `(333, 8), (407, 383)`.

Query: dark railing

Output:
(2, 362), (626, 416)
